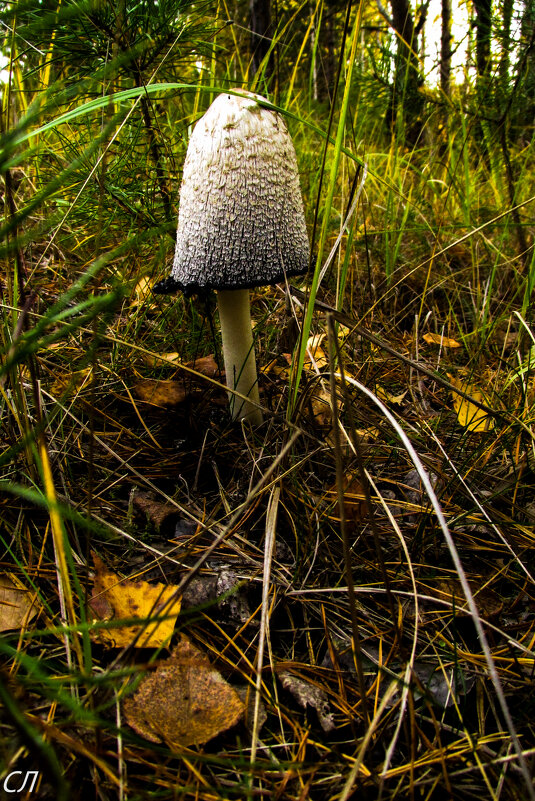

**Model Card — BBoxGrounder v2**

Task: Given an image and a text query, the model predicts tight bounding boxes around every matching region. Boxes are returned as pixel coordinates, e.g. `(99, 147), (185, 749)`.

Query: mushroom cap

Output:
(171, 91), (310, 294)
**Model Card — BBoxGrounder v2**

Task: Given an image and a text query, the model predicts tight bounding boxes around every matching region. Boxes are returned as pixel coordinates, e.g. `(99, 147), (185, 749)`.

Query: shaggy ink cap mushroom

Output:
(164, 90), (310, 424)
(171, 90), (310, 294)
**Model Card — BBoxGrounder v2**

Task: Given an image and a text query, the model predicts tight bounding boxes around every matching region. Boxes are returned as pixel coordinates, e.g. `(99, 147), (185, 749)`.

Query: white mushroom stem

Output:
(217, 289), (263, 425)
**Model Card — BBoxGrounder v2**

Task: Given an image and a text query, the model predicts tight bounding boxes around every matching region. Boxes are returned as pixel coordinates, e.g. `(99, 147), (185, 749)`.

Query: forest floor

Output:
(3, 226), (535, 800)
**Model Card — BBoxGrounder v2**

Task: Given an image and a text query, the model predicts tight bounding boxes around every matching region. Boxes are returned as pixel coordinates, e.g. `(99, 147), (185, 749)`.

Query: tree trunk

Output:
(473, 0), (492, 78)
(498, 0), (513, 104)
(250, 0), (273, 80)
(388, 0), (425, 146)
(516, 0), (535, 139)
(440, 0), (452, 101)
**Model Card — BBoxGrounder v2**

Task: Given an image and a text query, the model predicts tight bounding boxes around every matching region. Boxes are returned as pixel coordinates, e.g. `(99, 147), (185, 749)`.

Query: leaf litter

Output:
(89, 554), (181, 648)
(123, 635), (245, 747)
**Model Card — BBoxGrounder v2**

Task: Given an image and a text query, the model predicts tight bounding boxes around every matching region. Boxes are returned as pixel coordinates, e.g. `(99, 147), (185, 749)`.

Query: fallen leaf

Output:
(216, 569), (252, 626)
(431, 579), (503, 619)
(51, 367), (93, 397)
(131, 276), (153, 305)
(270, 356), (291, 379)
(310, 386), (333, 427)
(449, 377), (495, 432)
(325, 473), (366, 525)
(279, 671), (335, 732)
(141, 352), (181, 368)
(357, 427), (380, 441)
(412, 661), (475, 708)
(376, 386), (408, 405)
(423, 333), (461, 348)
(0, 574), (39, 631)
(140, 354), (220, 379)
(305, 334), (328, 370)
(132, 491), (180, 529)
(133, 379), (188, 408)
(89, 554), (181, 648)
(342, 473), (367, 524)
(261, 358), (287, 377)
(123, 636), (244, 746)
(186, 355), (221, 378)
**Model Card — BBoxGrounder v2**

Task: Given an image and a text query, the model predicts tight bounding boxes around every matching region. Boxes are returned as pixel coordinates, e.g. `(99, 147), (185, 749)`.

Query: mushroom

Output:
(157, 90), (309, 425)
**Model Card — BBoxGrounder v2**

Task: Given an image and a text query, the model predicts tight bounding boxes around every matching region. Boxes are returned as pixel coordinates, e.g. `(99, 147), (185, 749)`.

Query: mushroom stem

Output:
(217, 289), (263, 425)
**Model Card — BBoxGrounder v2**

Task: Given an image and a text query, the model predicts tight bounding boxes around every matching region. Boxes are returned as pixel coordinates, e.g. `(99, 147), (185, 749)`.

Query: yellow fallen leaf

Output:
(356, 427), (380, 441)
(450, 377), (495, 432)
(123, 635), (244, 746)
(376, 386), (408, 405)
(133, 379), (188, 407)
(51, 367), (92, 397)
(424, 333), (461, 348)
(133, 276), (153, 304)
(305, 334), (328, 370)
(89, 554), (181, 648)
(141, 352), (180, 368)
(0, 574), (39, 631)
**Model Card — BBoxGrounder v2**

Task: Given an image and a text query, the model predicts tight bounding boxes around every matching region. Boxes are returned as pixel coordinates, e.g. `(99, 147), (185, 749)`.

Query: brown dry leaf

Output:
(261, 357), (285, 376)
(123, 636), (244, 746)
(433, 579), (503, 619)
(0, 574), (39, 631)
(132, 491), (180, 529)
(326, 473), (366, 524)
(89, 554), (181, 648)
(357, 427), (380, 441)
(133, 379), (188, 408)
(449, 376), (495, 432)
(423, 332), (461, 348)
(342, 473), (367, 524)
(186, 355), (220, 378)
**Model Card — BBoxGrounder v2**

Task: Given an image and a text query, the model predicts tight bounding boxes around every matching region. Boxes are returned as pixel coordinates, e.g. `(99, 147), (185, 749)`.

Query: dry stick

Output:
(327, 316), (370, 730)
(290, 286), (499, 418)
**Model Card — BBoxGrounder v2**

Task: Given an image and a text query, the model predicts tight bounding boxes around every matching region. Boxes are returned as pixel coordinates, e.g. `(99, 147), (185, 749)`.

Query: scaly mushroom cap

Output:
(171, 91), (309, 294)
